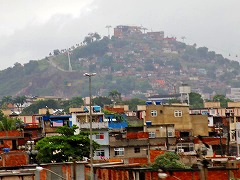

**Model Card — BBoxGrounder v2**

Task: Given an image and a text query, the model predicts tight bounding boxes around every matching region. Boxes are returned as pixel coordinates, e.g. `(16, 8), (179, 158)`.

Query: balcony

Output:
(24, 123), (41, 129)
(80, 122), (108, 129)
(149, 137), (176, 146)
(109, 138), (149, 147)
(176, 137), (194, 143)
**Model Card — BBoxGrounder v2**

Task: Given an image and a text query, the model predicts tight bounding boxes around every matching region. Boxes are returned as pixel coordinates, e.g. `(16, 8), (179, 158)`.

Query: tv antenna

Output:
(105, 25), (112, 38)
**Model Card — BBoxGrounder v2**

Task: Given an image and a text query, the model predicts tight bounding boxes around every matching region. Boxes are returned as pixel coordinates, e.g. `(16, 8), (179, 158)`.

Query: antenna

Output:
(105, 25), (112, 38)
(67, 49), (73, 72)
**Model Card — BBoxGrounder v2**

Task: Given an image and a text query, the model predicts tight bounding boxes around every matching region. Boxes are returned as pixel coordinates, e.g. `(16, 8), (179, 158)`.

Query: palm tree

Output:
(0, 116), (24, 132)
(83, 36), (92, 45)
(108, 90), (121, 102)
(0, 116), (16, 131)
(1, 96), (13, 109)
(93, 32), (101, 41)
(13, 96), (27, 113)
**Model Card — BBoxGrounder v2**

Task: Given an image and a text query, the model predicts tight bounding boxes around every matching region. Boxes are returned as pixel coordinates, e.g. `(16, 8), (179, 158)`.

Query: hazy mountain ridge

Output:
(0, 31), (239, 99)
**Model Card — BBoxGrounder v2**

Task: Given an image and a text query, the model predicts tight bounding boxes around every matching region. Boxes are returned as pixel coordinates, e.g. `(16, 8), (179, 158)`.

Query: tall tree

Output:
(151, 151), (190, 170)
(93, 96), (112, 108)
(123, 98), (146, 111)
(1, 96), (13, 109)
(189, 92), (204, 108)
(212, 94), (232, 108)
(21, 99), (61, 115)
(69, 96), (84, 107)
(13, 95), (26, 112)
(93, 32), (101, 41)
(83, 36), (92, 45)
(108, 90), (121, 102)
(0, 116), (23, 131)
(36, 125), (100, 163)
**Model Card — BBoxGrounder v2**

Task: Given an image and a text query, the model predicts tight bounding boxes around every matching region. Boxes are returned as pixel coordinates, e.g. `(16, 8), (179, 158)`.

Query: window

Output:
(149, 132), (156, 138)
(174, 110), (182, 117)
(231, 117), (234, 123)
(134, 147), (140, 153)
(114, 147), (124, 156)
(151, 110), (157, 117)
(168, 131), (173, 137)
(238, 130), (240, 138)
(95, 149), (105, 157)
(96, 133), (104, 139)
(177, 143), (194, 152)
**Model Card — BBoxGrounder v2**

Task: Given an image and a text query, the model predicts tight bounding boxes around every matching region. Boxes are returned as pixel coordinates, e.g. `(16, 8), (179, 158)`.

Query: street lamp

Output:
(84, 72), (96, 180)
(36, 166), (66, 180)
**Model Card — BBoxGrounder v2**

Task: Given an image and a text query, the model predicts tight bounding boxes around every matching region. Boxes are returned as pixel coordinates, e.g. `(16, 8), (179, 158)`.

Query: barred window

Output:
(114, 148), (124, 156)
(151, 110), (157, 117)
(174, 110), (182, 117)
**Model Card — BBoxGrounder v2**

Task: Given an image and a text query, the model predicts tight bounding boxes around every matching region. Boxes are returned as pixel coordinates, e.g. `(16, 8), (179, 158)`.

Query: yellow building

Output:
(144, 104), (208, 153)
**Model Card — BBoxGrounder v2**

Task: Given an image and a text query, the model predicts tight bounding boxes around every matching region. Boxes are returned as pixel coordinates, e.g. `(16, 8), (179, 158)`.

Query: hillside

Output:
(0, 26), (239, 99)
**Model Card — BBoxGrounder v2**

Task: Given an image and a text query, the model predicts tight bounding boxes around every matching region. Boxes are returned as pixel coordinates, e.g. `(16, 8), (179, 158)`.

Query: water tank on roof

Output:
(84, 106), (89, 113)
(179, 84), (191, 94)
(146, 101), (153, 105)
(146, 121), (152, 126)
(93, 106), (101, 112)
(155, 101), (162, 105)
(3, 148), (10, 153)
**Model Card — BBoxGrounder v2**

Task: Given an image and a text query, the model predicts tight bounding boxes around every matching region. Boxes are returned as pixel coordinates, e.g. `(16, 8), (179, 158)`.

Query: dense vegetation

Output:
(0, 31), (239, 99)
(36, 125), (100, 163)
(151, 151), (190, 170)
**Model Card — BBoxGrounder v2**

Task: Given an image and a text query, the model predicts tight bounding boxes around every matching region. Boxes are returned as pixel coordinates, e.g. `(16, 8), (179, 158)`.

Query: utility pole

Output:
(165, 125), (169, 150)
(84, 73), (96, 180)
(197, 135), (209, 180)
(225, 112), (231, 156)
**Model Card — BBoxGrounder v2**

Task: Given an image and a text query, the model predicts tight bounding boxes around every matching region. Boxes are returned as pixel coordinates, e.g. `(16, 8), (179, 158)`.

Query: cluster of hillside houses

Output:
(1, 92), (240, 168)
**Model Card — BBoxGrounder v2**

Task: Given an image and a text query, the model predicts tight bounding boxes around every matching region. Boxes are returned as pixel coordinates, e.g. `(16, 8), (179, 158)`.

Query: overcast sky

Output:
(0, 0), (239, 70)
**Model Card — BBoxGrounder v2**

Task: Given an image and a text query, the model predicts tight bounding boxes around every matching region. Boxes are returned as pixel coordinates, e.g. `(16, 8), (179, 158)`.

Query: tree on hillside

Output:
(36, 125), (100, 163)
(108, 90), (121, 102)
(123, 98), (146, 111)
(21, 99), (61, 115)
(1, 96), (13, 109)
(151, 152), (190, 170)
(24, 60), (39, 75)
(93, 32), (101, 41)
(53, 49), (60, 56)
(212, 94), (233, 108)
(0, 116), (24, 131)
(59, 96), (84, 113)
(189, 92), (204, 108)
(197, 47), (208, 58)
(13, 95), (27, 112)
(93, 96), (112, 108)
(68, 96), (84, 108)
(83, 36), (92, 45)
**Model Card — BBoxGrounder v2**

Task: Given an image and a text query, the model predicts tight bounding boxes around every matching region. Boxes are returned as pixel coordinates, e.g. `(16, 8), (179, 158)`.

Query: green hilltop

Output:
(0, 28), (239, 99)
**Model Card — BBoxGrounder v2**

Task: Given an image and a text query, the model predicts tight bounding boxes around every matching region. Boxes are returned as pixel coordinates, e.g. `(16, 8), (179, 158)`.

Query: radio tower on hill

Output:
(105, 25), (112, 38)
(67, 50), (73, 71)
